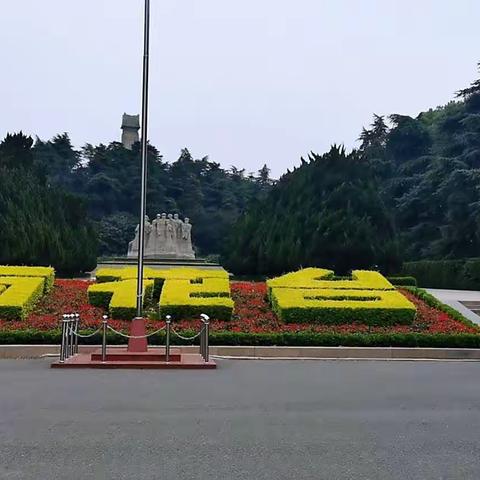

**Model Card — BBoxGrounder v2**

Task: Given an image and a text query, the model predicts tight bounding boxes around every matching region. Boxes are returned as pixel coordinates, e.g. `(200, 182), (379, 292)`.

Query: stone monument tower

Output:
(121, 113), (140, 150)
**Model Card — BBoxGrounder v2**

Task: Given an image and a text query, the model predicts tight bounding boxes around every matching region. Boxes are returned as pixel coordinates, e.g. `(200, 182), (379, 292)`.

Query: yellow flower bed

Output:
(0, 277), (46, 320)
(89, 268), (233, 320)
(271, 287), (416, 325)
(96, 267), (228, 283)
(268, 268), (416, 325)
(88, 279), (154, 320)
(159, 278), (233, 320)
(267, 268), (394, 294)
(0, 266), (55, 292)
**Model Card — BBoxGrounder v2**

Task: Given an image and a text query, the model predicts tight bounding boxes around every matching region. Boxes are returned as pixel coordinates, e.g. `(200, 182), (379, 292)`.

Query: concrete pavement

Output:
(1, 359), (480, 479)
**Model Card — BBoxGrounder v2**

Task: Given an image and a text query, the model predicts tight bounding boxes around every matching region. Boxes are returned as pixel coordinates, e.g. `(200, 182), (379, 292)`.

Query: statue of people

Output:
(148, 214), (162, 256)
(165, 213), (176, 254)
(180, 217), (195, 258)
(128, 215), (151, 256)
(173, 214), (183, 250)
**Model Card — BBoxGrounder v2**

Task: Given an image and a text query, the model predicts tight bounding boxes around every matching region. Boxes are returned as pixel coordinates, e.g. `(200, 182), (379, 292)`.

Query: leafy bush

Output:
(91, 268), (233, 320)
(386, 276), (417, 287)
(1, 329), (480, 349)
(267, 268), (414, 325)
(0, 163), (97, 274)
(0, 266), (55, 292)
(88, 279), (154, 320)
(159, 278), (234, 321)
(270, 288), (416, 325)
(95, 267), (228, 283)
(0, 277), (45, 320)
(403, 259), (480, 289)
(267, 268), (394, 296)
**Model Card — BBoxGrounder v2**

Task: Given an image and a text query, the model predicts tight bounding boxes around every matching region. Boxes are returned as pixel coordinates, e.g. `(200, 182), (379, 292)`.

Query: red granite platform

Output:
(51, 347), (216, 369)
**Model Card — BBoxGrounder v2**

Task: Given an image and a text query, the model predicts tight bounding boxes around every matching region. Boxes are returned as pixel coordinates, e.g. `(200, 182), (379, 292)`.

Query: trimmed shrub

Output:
(0, 266), (55, 292)
(403, 258), (480, 290)
(386, 276), (417, 287)
(95, 267), (228, 283)
(267, 268), (394, 296)
(90, 269), (232, 320)
(0, 277), (46, 320)
(270, 288), (416, 326)
(88, 279), (154, 320)
(159, 278), (234, 321)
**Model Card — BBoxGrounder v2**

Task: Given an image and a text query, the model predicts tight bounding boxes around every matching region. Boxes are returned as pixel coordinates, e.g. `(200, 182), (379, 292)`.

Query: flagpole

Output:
(135, 0), (151, 318)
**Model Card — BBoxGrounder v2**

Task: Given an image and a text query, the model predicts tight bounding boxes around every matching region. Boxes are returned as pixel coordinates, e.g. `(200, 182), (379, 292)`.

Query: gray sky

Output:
(1, 0), (479, 177)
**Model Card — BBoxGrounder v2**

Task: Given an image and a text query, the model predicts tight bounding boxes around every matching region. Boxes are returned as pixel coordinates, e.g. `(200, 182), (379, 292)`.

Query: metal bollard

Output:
(101, 315), (108, 362)
(165, 315), (171, 362)
(60, 315), (67, 363)
(199, 323), (205, 358)
(200, 314), (210, 363)
(64, 314), (71, 360)
(74, 313), (80, 354)
(69, 314), (75, 357)
(204, 320), (210, 363)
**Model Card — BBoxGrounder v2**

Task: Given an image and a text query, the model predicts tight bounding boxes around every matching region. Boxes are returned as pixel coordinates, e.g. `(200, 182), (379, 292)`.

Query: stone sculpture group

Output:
(127, 214), (195, 259)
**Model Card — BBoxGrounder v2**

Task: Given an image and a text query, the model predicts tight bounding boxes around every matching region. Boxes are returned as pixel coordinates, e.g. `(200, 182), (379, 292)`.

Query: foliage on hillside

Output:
(0, 134), (97, 273)
(0, 129), (271, 260)
(225, 145), (401, 274)
(225, 63), (480, 274)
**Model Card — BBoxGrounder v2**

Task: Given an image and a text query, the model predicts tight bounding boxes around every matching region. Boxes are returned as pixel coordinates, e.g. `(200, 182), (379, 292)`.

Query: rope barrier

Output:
(106, 324), (166, 339)
(59, 312), (210, 364)
(66, 326), (102, 338)
(171, 326), (205, 341)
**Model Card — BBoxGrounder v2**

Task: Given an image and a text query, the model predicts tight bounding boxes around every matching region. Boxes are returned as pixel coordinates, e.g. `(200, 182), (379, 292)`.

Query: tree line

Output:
(0, 132), (271, 272)
(2, 62), (479, 275)
(224, 63), (480, 274)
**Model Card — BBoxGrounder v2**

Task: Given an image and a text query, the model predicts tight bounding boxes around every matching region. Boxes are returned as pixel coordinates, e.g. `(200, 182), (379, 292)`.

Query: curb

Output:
(1, 345), (480, 361)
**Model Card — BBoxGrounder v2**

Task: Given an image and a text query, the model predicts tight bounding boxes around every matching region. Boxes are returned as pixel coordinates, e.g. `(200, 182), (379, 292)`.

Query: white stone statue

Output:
(128, 212), (195, 259)
(180, 218), (195, 258)
(128, 216), (152, 257)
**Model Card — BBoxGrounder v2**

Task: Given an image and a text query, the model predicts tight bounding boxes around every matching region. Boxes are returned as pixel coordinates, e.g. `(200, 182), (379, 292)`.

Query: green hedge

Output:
(386, 276), (417, 287)
(403, 258), (480, 290)
(272, 305), (415, 326)
(158, 305), (233, 321)
(0, 287), (478, 347)
(0, 329), (480, 348)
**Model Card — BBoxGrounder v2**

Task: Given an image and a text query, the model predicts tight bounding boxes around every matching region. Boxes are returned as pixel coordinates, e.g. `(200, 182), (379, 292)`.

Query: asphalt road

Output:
(1, 359), (479, 480)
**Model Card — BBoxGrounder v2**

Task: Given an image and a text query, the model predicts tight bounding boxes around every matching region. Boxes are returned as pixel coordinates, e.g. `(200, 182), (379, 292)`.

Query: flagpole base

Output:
(128, 317), (148, 352)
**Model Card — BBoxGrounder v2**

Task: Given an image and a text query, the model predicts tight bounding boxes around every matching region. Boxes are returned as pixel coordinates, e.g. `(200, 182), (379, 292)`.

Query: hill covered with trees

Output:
(0, 133), (97, 273)
(2, 63), (480, 275)
(224, 64), (480, 274)
(0, 131), (271, 268)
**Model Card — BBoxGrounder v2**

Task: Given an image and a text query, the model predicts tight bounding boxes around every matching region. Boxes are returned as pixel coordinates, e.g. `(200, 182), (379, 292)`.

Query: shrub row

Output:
(0, 277), (45, 320)
(386, 276), (417, 287)
(402, 258), (480, 290)
(95, 267), (228, 283)
(267, 268), (395, 295)
(267, 268), (415, 326)
(90, 268), (234, 321)
(159, 277), (234, 321)
(1, 329), (479, 348)
(1, 285), (477, 347)
(88, 279), (154, 320)
(0, 265), (55, 293)
(270, 288), (416, 326)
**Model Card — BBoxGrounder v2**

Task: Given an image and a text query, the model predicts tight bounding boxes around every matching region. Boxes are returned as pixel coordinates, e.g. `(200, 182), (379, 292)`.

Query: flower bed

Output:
(0, 280), (479, 347)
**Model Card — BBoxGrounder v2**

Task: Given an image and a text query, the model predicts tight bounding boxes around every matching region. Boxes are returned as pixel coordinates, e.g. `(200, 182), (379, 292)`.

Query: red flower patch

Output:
(0, 280), (478, 337)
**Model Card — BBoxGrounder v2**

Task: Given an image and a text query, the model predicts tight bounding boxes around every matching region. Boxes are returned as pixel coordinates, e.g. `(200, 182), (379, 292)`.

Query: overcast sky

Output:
(1, 0), (479, 177)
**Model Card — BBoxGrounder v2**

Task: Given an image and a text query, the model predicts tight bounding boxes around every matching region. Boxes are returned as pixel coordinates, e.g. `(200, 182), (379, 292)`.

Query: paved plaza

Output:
(1, 359), (480, 480)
